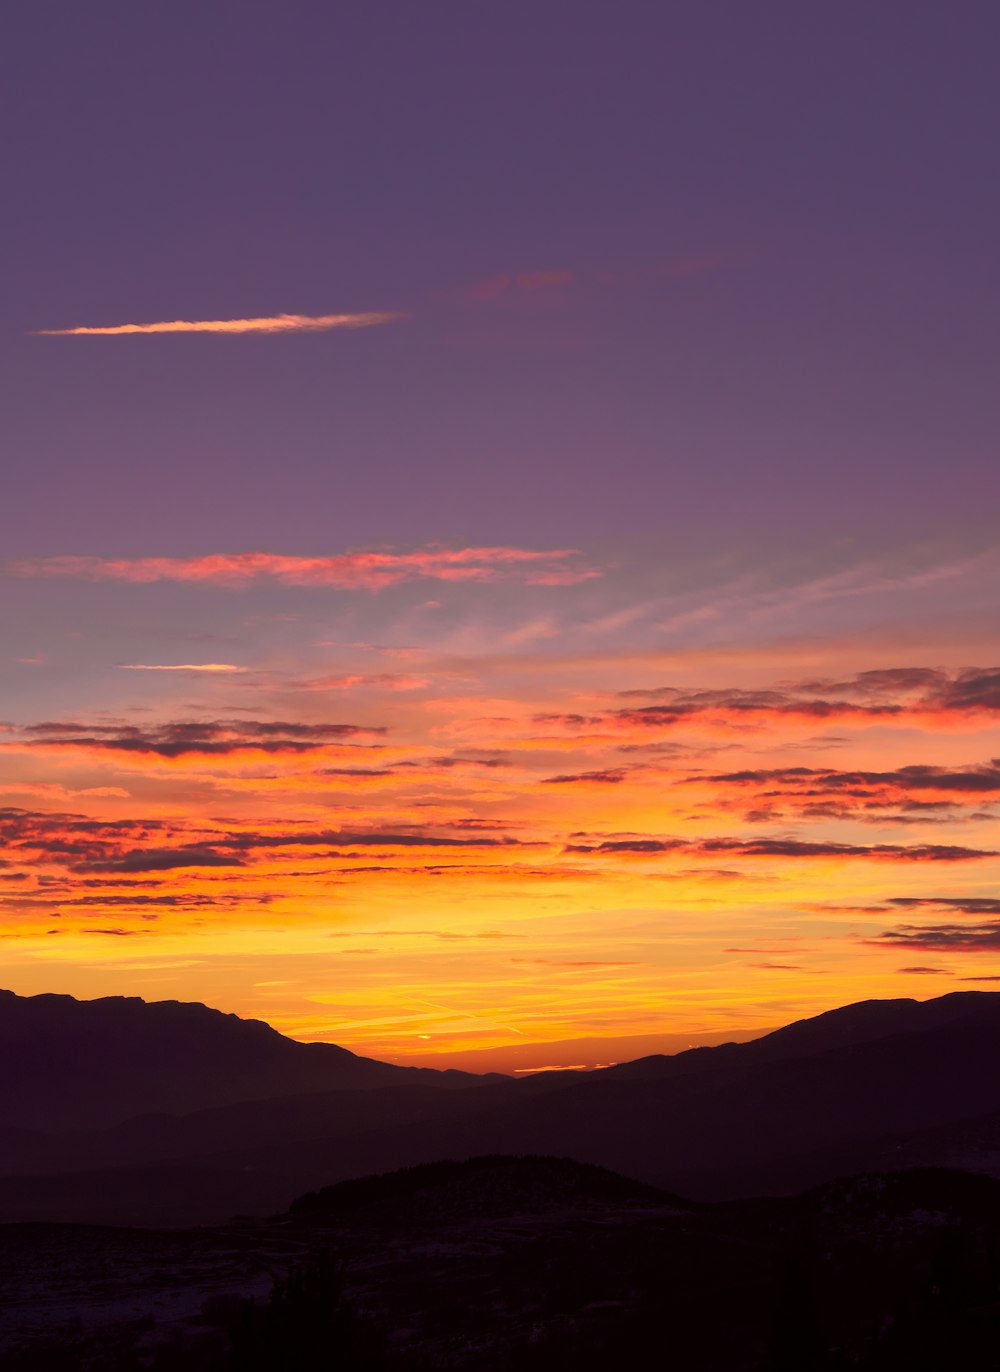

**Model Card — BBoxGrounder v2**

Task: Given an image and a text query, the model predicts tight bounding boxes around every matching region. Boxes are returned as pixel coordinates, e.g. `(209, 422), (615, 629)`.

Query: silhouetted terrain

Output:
(3, 1157), (1000, 1370)
(2, 989), (1000, 1224)
(0, 989), (489, 1132)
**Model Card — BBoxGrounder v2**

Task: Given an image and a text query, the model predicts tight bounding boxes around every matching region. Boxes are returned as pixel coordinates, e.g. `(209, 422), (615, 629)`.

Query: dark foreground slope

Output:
(3, 1157), (1000, 1371)
(3, 990), (1000, 1224)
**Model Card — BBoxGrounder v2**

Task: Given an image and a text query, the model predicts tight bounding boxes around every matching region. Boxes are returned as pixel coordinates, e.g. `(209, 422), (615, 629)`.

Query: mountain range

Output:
(3, 987), (1000, 1225)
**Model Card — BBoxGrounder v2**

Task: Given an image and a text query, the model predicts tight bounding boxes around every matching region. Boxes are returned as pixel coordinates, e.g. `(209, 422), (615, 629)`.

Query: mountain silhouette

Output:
(597, 989), (1000, 1079)
(3, 987), (1000, 1225)
(0, 988), (492, 1131)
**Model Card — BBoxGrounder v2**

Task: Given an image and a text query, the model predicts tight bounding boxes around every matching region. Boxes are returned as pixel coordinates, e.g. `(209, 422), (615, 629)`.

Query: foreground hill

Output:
(3, 989), (1000, 1224)
(2, 1157), (1000, 1369)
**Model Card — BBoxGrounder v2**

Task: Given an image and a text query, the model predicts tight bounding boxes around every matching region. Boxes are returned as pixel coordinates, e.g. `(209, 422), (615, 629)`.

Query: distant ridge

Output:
(3, 988), (1000, 1226)
(599, 989), (1000, 1080)
(0, 988), (492, 1131)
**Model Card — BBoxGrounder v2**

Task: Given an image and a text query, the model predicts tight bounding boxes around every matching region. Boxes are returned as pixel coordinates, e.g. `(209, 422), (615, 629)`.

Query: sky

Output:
(2, 2), (999, 1070)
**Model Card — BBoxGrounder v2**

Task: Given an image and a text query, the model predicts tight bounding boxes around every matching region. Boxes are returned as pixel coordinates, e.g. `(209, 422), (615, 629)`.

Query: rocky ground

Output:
(2, 1157), (1000, 1370)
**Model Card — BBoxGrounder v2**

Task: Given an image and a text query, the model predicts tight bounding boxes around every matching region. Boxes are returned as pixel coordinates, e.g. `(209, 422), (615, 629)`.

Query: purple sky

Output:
(5, 2), (998, 560)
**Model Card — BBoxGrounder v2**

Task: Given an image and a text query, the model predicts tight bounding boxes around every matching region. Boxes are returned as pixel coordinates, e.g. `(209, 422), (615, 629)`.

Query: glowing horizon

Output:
(3, 540), (999, 1068)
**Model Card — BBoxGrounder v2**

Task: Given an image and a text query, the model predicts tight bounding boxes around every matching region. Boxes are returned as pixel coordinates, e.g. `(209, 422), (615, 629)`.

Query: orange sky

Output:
(2, 545), (999, 1069)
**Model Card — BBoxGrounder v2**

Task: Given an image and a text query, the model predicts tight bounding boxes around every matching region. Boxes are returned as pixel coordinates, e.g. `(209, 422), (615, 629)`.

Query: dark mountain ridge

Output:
(4, 988), (1000, 1226)
(0, 988), (494, 1131)
(598, 989), (1000, 1080)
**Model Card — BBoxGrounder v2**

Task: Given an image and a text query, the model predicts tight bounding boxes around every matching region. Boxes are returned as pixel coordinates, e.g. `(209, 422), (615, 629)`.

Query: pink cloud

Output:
(301, 673), (431, 692)
(463, 269), (575, 304)
(524, 567), (602, 586)
(6, 546), (598, 591)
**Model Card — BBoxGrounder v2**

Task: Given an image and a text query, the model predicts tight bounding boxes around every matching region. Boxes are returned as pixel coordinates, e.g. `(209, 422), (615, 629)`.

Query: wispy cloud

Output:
(565, 836), (996, 862)
(465, 269), (576, 303)
(33, 311), (403, 337)
(300, 673), (430, 691)
(868, 923), (1000, 952)
(5, 546), (598, 590)
(119, 663), (247, 673)
(462, 254), (728, 305)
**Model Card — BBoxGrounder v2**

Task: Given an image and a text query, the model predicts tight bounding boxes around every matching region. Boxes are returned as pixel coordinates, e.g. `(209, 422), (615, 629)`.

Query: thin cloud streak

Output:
(119, 663), (247, 673)
(5, 547), (597, 590)
(33, 311), (403, 336)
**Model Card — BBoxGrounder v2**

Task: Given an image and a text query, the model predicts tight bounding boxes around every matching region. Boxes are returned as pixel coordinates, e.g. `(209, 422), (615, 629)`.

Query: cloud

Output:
(883, 897), (1000, 915)
(852, 900), (1000, 955)
(301, 673), (430, 691)
(564, 836), (996, 862)
(232, 829), (527, 851)
(82, 928), (148, 936)
(119, 663), (248, 673)
(542, 769), (629, 785)
(707, 839), (997, 861)
(868, 923), (1000, 951)
(33, 311), (402, 336)
(898, 966), (954, 975)
(691, 761), (1000, 826)
(701, 762), (1000, 795)
(464, 270), (575, 303)
(6, 546), (598, 590)
(316, 767), (394, 778)
(393, 754), (511, 772)
(14, 719), (381, 757)
(461, 255), (727, 306)
(612, 669), (1000, 730)
(565, 839), (687, 855)
(76, 845), (245, 874)
(321, 863), (585, 882)
(2, 892), (264, 909)
(0, 807), (531, 885)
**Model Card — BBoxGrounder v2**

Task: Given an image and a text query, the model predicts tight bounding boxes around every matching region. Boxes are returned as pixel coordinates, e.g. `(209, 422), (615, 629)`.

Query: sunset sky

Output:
(3, 3), (999, 1069)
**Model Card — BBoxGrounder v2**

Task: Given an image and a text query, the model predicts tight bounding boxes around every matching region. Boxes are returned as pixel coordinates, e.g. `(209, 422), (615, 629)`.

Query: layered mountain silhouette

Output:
(0, 989), (488, 1132)
(3, 987), (1000, 1225)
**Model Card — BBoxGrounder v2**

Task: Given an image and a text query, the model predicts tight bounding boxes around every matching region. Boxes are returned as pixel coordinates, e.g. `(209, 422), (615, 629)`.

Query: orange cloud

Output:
(33, 311), (402, 336)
